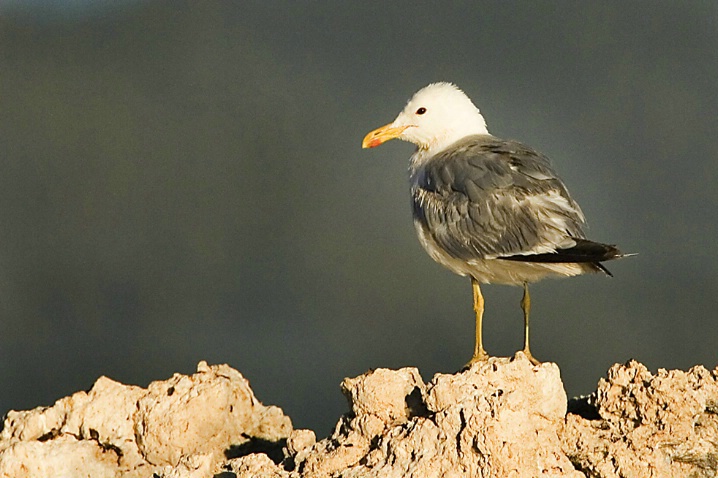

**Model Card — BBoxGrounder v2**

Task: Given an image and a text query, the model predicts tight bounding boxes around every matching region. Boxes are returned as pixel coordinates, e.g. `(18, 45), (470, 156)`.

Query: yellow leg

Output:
(465, 278), (489, 367)
(521, 283), (540, 365)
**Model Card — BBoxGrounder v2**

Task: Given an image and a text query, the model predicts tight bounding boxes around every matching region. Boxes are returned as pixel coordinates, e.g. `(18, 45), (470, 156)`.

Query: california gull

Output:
(362, 82), (626, 366)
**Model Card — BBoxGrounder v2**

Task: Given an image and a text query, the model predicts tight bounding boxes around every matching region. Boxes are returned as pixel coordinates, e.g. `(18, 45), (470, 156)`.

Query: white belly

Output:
(414, 221), (595, 285)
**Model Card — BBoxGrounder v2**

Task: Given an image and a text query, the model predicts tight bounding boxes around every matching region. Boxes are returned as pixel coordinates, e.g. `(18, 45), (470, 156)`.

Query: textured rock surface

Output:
(563, 360), (718, 478)
(1, 357), (717, 477)
(0, 361), (292, 477)
(292, 353), (580, 478)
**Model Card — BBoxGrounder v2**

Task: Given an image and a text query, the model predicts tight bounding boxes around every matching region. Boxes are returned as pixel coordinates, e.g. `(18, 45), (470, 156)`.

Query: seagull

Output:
(362, 82), (626, 366)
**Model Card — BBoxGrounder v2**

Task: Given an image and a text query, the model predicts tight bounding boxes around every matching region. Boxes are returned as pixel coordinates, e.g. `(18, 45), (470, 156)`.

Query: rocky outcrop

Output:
(1, 356), (717, 477)
(563, 360), (718, 478)
(0, 362), (292, 477)
(291, 356), (579, 477)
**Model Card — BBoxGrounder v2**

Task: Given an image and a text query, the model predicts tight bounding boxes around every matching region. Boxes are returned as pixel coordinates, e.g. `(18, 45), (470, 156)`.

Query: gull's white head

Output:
(362, 82), (489, 154)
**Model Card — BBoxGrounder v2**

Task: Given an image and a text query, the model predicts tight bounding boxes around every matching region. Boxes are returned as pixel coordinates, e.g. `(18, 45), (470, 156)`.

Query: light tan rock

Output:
(286, 428), (316, 456)
(563, 360), (718, 478)
(228, 453), (291, 478)
(0, 376), (146, 477)
(342, 367), (425, 429)
(151, 453), (215, 478)
(292, 352), (581, 478)
(0, 361), (293, 477)
(65, 376), (146, 469)
(135, 361), (292, 467)
(3, 357), (718, 477)
(0, 394), (74, 445)
(0, 434), (119, 478)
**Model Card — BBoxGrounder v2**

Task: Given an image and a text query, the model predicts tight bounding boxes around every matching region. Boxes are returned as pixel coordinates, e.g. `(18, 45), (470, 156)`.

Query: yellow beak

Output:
(362, 123), (410, 149)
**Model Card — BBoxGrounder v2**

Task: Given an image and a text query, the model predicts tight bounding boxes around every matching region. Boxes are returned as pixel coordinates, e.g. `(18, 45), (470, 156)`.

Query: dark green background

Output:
(1, 1), (717, 435)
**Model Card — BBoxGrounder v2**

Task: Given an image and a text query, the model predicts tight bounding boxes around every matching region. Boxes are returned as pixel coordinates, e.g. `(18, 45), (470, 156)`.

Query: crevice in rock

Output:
(568, 454), (600, 477)
(567, 395), (601, 420)
(224, 435), (287, 465)
(456, 409), (466, 455)
(405, 386), (430, 419)
(213, 472), (237, 478)
(37, 428), (61, 442)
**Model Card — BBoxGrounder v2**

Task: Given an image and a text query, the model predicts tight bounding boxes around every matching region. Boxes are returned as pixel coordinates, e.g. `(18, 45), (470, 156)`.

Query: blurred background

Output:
(0, 1), (717, 436)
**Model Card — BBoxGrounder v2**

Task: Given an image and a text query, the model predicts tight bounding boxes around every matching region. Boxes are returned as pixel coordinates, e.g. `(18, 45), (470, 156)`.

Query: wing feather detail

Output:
(410, 135), (586, 261)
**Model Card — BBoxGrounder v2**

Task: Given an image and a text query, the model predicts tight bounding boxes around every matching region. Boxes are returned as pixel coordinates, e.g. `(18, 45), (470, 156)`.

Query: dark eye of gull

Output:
(416, 107), (426, 115)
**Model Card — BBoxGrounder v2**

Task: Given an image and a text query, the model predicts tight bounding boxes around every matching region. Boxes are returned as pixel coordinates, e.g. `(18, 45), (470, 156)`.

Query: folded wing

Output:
(411, 135), (588, 262)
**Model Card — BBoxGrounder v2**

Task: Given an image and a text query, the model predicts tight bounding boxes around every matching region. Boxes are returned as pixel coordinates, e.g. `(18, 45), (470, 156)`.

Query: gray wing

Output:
(411, 135), (587, 261)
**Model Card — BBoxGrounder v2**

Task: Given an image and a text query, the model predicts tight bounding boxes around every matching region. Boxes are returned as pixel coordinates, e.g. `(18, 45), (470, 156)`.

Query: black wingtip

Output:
(500, 239), (631, 271)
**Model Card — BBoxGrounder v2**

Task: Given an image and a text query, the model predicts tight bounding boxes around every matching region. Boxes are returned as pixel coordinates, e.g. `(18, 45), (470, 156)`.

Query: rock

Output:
(2, 357), (717, 477)
(227, 453), (291, 478)
(286, 429), (316, 456)
(135, 361), (291, 467)
(563, 360), (718, 478)
(0, 361), (293, 477)
(0, 435), (119, 478)
(293, 352), (581, 478)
